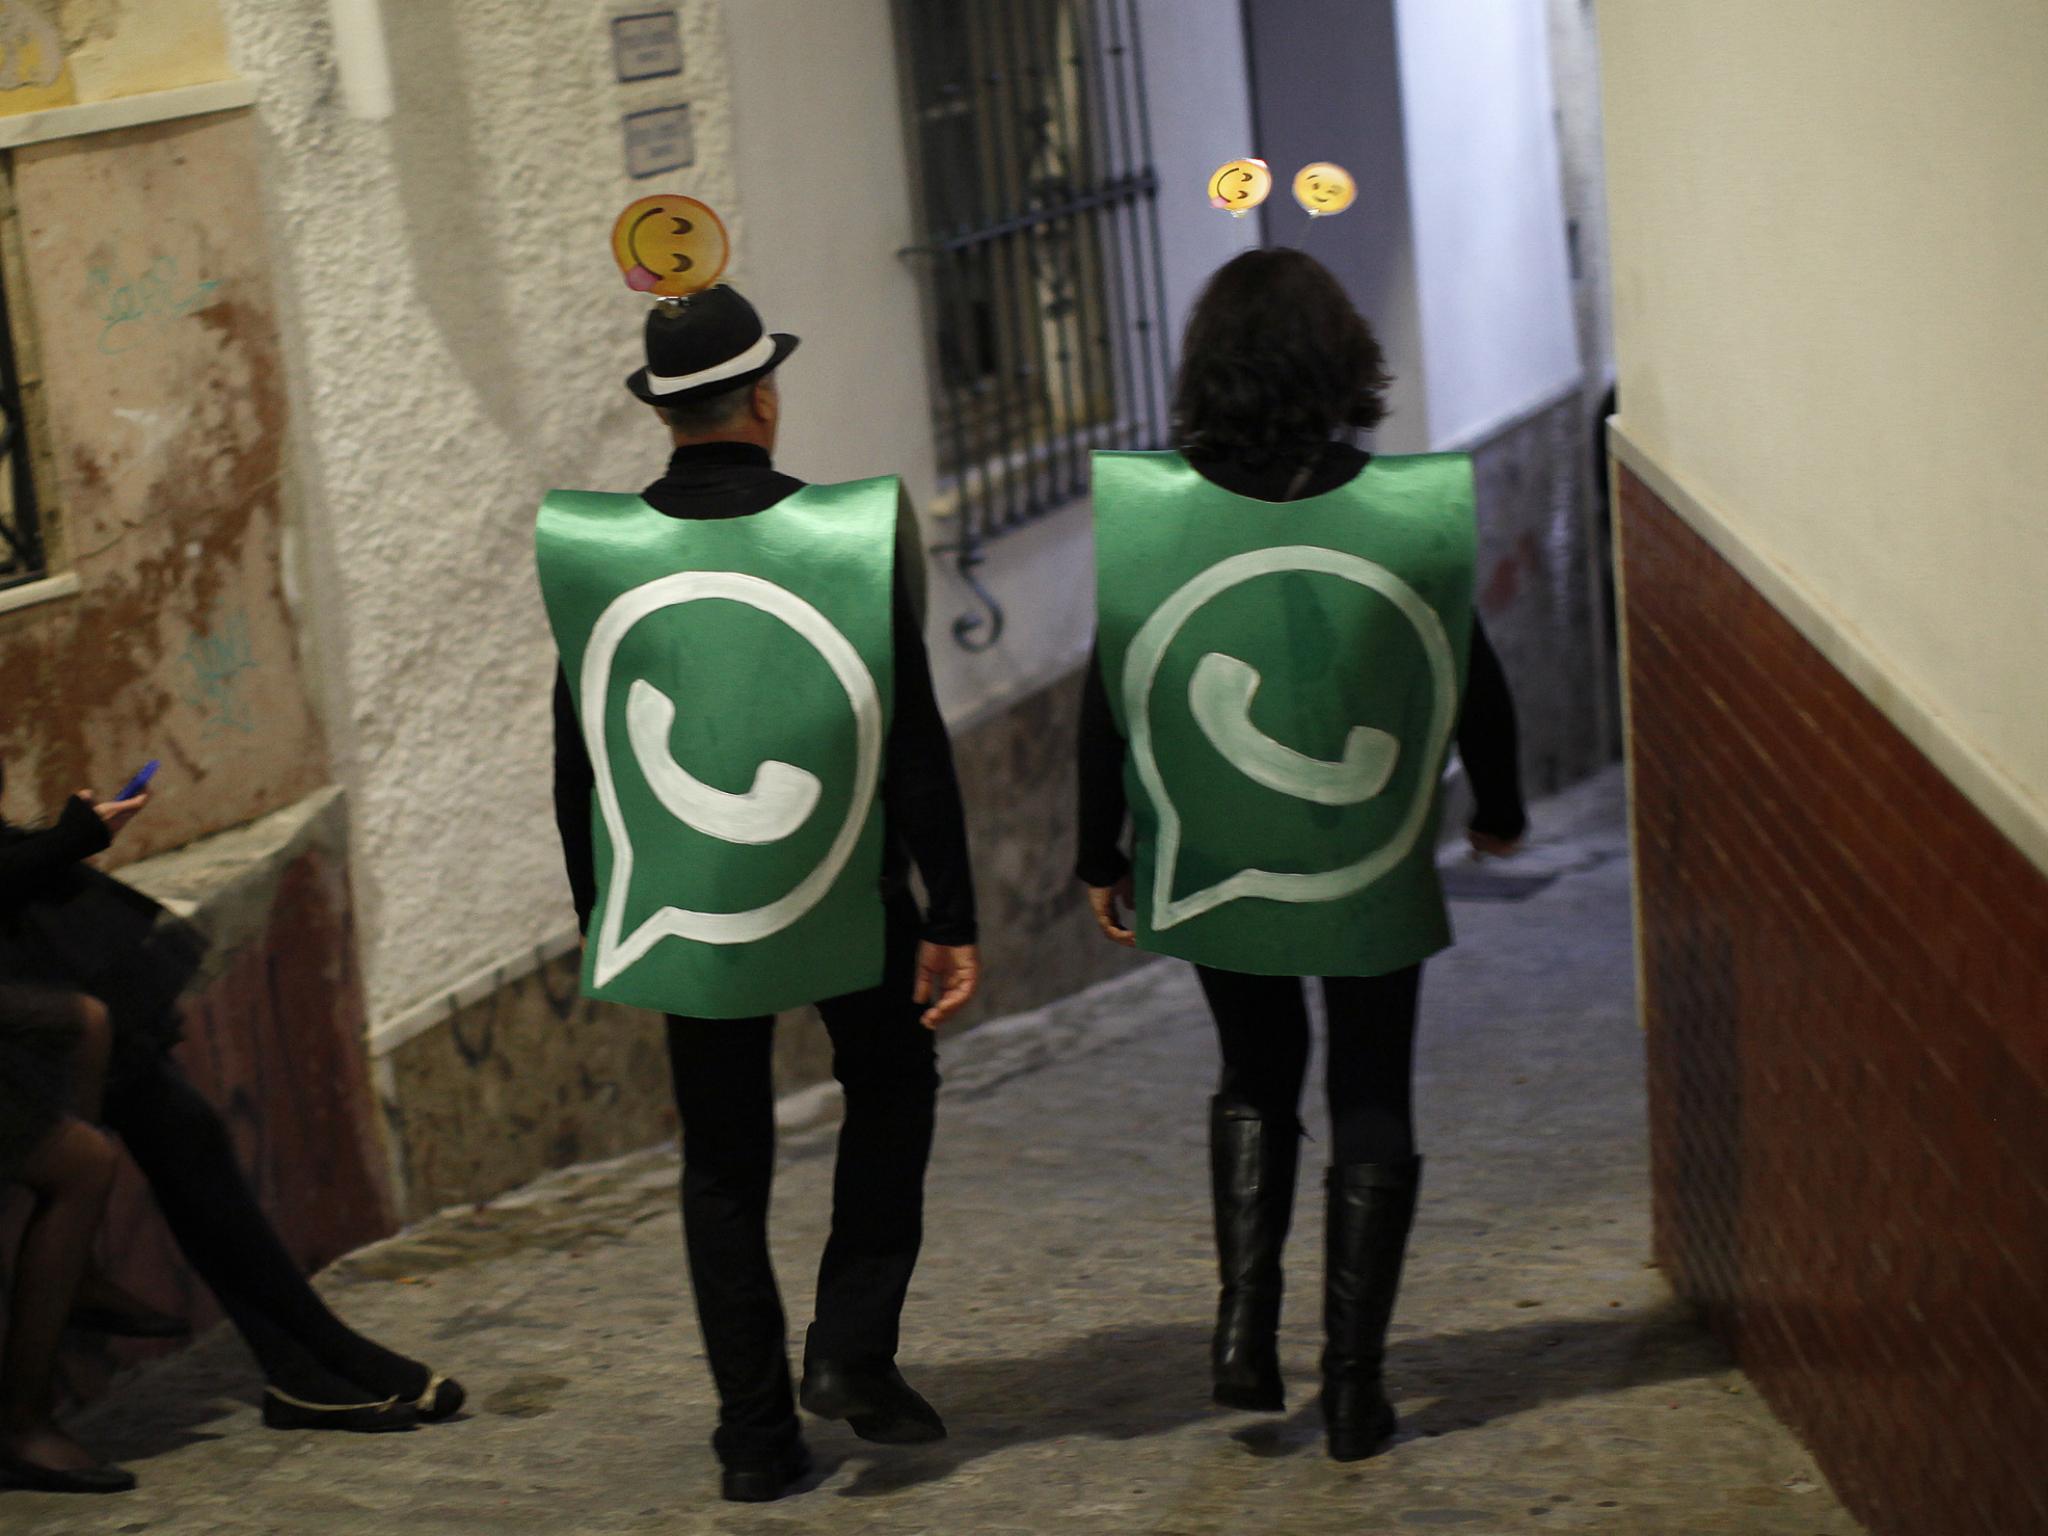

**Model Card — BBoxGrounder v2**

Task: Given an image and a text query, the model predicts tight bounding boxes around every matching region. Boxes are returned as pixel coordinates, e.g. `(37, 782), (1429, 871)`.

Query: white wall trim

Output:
(0, 571), (79, 616)
(1610, 419), (2048, 879)
(368, 924), (583, 1060)
(0, 77), (261, 150)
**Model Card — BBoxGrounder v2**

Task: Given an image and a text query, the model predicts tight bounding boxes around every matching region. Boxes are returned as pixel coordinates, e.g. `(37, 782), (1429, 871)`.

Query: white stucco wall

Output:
(1394, 0), (1580, 448)
(723, 0), (1256, 723)
(1600, 0), (2048, 850)
(1134, 0), (1263, 360)
(1241, 0), (1431, 453)
(222, 0), (739, 1024)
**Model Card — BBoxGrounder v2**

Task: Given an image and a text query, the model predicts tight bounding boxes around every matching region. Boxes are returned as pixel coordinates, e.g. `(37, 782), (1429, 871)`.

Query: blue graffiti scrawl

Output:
(181, 609), (259, 735)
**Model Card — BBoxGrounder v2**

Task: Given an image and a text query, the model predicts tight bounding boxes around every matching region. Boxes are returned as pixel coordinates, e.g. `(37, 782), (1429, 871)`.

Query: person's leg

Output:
(806, 896), (937, 1367)
(2, 1118), (122, 1476)
(59, 996), (187, 1340)
(100, 1054), (438, 1424)
(1195, 967), (1310, 1410)
(1198, 967), (1312, 1129)
(663, 1011), (803, 1473)
(67, 995), (110, 1123)
(1321, 965), (1422, 1167)
(1316, 963), (1425, 1461)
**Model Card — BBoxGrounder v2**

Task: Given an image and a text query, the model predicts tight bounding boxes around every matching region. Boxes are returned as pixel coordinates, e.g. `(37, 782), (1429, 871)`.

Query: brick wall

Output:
(1619, 464), (2048, 1536)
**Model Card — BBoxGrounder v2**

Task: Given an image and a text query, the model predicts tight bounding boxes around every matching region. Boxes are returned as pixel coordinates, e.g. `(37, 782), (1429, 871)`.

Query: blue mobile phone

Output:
(114, 760), (159, 801)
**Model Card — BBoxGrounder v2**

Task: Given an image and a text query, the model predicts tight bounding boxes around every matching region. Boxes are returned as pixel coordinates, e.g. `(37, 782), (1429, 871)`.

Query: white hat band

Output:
(644, 334), (778, 396)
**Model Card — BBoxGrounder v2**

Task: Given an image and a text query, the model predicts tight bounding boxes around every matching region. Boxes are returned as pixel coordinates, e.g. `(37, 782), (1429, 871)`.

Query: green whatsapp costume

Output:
(1092, 450), (1475, 978)
(536, 479), (897, 1018)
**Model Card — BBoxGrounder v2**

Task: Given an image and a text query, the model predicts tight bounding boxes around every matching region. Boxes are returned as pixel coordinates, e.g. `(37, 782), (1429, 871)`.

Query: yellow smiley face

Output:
(1292, 162), (1357, 216)
(612, 195), (730, 298)
(1207, 158), (1273, 215)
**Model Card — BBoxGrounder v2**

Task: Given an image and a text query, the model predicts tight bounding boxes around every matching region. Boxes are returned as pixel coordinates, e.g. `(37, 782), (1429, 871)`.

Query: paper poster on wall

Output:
(623, 102), (693, 180)
(611, 8), (683, 83)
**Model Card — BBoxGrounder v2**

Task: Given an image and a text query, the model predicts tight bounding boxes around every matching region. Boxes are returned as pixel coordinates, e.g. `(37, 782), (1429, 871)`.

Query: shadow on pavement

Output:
(826, 1321), (1217, 1496)
(71, 1367), (259, 1465)
(827, 1299), (1722, 1493)
(1236, 1297), (1725, 1458)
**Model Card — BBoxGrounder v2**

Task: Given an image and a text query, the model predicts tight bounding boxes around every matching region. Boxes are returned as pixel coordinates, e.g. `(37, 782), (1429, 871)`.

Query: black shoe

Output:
(68, 1302), (191, 1340)
(721, 1440), (813, 1503)
(0, 1454), (136, 1495)
(409, 1372), (466, 1422)
(1210, 1097), (1299, 1412)
(800, 1357), (947, 1445)
(1324, 1378), (1399, 1462)
(261, 1386), (419, 1434)
(1320, 1157), (1421, 1462)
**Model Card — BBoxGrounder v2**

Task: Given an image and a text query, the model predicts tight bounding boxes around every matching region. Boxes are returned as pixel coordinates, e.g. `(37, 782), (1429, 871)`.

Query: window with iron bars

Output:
(896, 0), (1172, 648)
(0, 165), (48, 594)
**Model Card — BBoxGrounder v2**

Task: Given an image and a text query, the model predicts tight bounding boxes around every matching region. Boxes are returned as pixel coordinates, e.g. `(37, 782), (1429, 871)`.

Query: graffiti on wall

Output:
(91, 256), (224, 356)
(180, 607), (259, 736)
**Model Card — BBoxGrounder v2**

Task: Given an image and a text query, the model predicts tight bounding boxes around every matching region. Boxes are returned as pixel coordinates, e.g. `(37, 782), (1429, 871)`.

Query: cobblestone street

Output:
(16, 771), (1860, 1534)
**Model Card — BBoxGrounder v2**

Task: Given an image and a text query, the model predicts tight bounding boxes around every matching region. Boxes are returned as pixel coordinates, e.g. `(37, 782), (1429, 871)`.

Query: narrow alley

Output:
(16, 774), (1857, 1534)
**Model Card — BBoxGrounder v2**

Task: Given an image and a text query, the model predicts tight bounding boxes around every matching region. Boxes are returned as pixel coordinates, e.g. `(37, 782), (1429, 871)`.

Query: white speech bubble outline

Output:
(582, 570), (883, 986)
(1123, 545), (1458, 931)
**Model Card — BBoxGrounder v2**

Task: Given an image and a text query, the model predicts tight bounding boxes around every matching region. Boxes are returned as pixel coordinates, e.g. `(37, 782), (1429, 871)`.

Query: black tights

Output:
(1195, 964), (1422, 1166)
(101, 1052), (430, 1405)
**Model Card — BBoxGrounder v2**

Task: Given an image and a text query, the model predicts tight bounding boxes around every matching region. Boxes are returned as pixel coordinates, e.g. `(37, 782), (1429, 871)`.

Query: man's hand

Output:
(1087, 876), (1136, 947)
(913, 942), (980, 1030)
(79, 789), (150, 840)
(1467, 828), (1524, 859)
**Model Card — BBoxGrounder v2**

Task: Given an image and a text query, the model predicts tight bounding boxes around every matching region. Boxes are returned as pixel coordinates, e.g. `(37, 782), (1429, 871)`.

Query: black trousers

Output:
(1195, 964), (1424, 1167)
(665, 895), (938, 1466)
(100, 1049), (378, 1388)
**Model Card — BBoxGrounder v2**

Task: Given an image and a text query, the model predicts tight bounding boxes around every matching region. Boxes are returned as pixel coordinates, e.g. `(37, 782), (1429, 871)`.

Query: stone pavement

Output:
(17, 769), (1861, 1534)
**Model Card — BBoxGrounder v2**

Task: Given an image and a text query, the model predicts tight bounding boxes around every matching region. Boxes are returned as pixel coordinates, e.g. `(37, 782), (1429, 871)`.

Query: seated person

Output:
(1, 766), (463, 1435)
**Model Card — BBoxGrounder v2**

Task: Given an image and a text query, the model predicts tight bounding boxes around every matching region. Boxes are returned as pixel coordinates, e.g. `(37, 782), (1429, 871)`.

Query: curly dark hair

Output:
(1172, 248), (1392, 470)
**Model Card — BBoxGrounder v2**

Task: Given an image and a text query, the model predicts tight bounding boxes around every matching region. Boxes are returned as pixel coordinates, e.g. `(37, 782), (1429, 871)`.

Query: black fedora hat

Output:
(626, 285), (799, 407)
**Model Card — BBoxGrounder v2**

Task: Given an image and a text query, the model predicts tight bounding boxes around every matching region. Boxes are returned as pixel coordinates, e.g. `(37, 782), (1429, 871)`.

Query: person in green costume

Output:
(539, 285), (981, 1503)
(1077, 249), (1528, 1462)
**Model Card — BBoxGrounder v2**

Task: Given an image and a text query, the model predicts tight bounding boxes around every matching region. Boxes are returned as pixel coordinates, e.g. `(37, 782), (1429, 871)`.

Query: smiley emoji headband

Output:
(612, 193), (732, 307)
(1207, 158), (1358, 223)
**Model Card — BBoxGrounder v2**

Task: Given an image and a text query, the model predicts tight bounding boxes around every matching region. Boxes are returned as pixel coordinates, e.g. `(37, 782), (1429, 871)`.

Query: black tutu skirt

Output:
(0, 983), (84, 1182)
(0, 862), (205, 1094)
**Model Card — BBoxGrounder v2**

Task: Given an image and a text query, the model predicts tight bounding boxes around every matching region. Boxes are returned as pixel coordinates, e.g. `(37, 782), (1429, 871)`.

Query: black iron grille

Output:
(898, 0), (1172, 648)
(0, 267), (43, 591)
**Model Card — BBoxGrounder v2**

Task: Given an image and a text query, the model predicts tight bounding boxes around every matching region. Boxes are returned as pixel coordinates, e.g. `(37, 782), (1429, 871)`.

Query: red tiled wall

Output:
(1620, 464), (2048, 1536)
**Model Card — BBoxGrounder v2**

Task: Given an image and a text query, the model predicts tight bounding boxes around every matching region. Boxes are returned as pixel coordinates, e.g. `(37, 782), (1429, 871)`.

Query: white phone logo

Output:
(626, 678), (820, 845)
(1123, 545), (1458, 931)
(582, 569), (884, 983)
(1189, 652), (1398, 806)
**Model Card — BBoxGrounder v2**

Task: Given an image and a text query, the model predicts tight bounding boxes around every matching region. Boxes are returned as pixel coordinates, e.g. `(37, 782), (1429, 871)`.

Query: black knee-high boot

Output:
(1321, 1157), (1421, 1460)
(1209, 1097), (1299, 1411)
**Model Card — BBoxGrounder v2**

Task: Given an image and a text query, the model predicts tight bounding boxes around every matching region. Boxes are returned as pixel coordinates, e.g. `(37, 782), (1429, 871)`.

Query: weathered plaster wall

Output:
(1466, 390), (1610, 801)
(0, 109), (327, 859)
(0, 0), (233, 114)
(218, 1), (738, 1027)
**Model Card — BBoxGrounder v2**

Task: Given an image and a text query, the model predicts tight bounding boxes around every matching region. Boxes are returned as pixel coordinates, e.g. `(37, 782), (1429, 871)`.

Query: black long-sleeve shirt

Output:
(550, 441), (977, 946)
(0, 795), (112, 902)
(1074, 443), (1528, 887)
